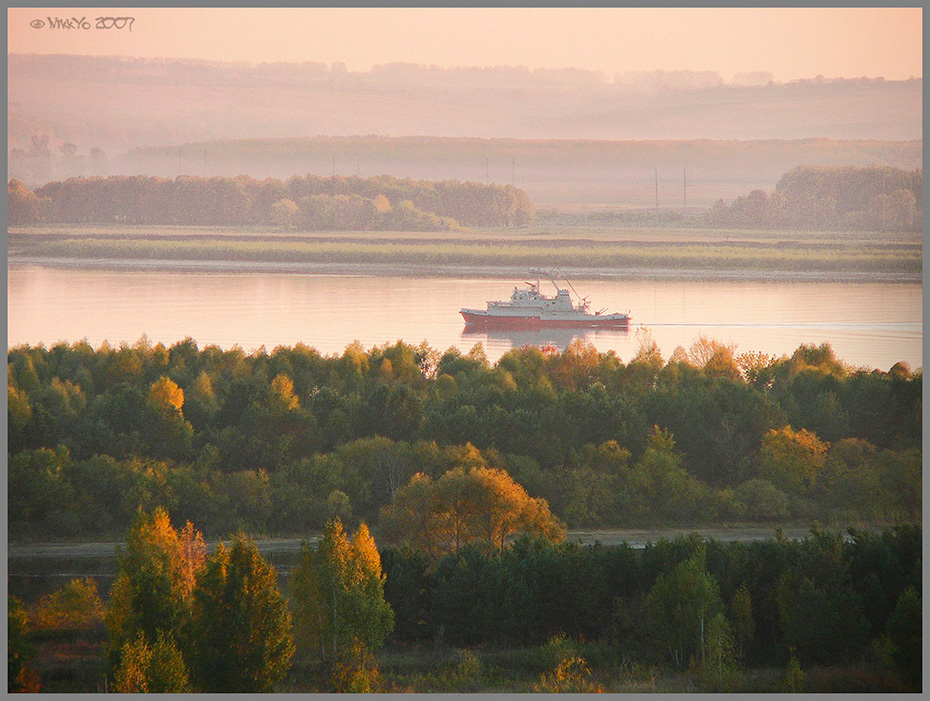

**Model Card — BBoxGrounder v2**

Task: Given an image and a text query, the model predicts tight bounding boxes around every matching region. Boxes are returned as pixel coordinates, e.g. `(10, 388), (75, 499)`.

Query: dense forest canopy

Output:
(8, 334), (922, 692)
(7, 174), (534, 229)
(8, 335), (920, 541)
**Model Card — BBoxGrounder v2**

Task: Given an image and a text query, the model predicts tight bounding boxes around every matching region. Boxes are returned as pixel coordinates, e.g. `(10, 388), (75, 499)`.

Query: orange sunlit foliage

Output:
(757, 426), (829, 494)
(270, 374), (300, 411)
(380, 465), (564, 557)
(32, 578), (104, 631)
(149, 376), (185, 414)
(105, 508), (207, 655)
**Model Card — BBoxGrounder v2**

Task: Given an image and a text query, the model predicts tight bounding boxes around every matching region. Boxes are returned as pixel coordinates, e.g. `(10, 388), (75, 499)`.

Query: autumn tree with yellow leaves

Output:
(105, 507), (205, 691)
(291, 520), (394, 664)
(379, 465), (564, 557)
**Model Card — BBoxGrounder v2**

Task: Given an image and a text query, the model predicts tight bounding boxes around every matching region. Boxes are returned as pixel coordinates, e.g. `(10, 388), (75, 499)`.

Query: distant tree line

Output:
(6, 174), (535, 229)
(706, 165), (922, 231)
(8, 334), (920, 542)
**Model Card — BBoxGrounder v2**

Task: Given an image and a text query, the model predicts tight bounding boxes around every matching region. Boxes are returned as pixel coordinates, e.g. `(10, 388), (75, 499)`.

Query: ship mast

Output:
(528, 267), (586, 305)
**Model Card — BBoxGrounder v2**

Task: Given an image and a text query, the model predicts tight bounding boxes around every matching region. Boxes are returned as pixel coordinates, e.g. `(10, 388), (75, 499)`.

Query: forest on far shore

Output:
(705, 165), (921, 232)
(8, 165), (921, 233)
(7, 173), (534, 230)
(8, 333), (920, 543)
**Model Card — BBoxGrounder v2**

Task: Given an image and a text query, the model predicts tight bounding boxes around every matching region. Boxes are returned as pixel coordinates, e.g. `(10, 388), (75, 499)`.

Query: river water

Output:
(7, 263), (922, 371)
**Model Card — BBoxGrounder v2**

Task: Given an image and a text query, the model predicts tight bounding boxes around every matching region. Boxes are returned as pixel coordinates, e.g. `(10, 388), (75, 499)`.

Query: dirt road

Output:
(8, 524), (845, 561)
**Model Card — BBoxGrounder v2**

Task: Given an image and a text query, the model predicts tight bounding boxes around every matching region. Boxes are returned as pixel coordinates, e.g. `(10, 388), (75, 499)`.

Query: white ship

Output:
(460, 269), (631, 329)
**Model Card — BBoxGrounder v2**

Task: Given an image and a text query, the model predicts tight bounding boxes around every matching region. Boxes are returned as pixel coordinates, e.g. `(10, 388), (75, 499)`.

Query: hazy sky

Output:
(8, 7), (923, 81)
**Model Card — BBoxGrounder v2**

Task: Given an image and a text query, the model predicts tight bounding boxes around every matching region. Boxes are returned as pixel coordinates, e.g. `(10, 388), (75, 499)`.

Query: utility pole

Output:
(655, 167), (659, 225)
(882, 171), (886, 231)
(682, 166), (688, 216)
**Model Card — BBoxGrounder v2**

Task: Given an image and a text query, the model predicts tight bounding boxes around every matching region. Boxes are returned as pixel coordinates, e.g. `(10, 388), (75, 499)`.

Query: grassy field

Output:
(9, 224), (921, 277)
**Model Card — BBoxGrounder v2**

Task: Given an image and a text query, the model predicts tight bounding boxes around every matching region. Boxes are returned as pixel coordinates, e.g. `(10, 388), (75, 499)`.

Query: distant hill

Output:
(9, 54), (921, 152)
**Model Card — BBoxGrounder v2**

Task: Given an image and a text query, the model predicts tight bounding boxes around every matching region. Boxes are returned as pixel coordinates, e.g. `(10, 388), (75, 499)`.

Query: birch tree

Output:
(290, 519), (394, 664)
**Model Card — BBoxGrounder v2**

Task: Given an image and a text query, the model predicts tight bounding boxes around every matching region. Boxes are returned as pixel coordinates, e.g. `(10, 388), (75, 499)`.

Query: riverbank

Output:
(8, 224), (921, 282)
(10, 255), (922, 283)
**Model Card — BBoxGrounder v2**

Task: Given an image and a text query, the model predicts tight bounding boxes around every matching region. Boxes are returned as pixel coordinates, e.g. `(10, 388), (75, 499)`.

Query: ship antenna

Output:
(556, 268), (584, 303)
(541, 268), (562, 294)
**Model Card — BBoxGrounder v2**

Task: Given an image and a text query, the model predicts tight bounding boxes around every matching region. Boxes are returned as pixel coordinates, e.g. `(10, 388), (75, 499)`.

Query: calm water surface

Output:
(7, 265), (923, 371)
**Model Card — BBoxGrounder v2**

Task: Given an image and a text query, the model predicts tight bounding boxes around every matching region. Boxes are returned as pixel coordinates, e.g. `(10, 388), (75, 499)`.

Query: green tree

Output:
(105, 508), (205, 667)
(775, 531), (869, 665)
(7, 370), (33, 453)
(189, 534), (294, 692)
(645, 548), (724, 668)
(886, 586), (921, 688)
(755, 426), (828, 495)
(729, 582), (755, 660)
(819, 438), (881, 517)
(8, 446), (76, 538)
(290, 520), (394, 666)
(626, 427), (710, 523)
(783, 648), (806, 692)
(732, 478), (789, 521)
(700, 612), (741, 691)
(143, 376), (195, 459)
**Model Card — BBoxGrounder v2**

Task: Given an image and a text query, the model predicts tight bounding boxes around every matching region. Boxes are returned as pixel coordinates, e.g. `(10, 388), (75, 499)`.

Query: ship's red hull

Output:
(461, 310), (630, 329)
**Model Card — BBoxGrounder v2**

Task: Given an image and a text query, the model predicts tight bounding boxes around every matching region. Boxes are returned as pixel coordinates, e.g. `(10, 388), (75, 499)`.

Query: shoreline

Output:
(8, 255), (922, 284)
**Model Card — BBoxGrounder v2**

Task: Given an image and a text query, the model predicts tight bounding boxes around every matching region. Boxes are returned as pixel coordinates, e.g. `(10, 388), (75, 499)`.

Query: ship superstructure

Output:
(460, 269), (630, 328)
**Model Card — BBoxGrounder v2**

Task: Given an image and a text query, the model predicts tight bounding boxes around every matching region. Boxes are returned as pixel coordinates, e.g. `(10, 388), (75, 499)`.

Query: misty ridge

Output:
(9, 54), (921, 150)
(8, 54), (922, 209)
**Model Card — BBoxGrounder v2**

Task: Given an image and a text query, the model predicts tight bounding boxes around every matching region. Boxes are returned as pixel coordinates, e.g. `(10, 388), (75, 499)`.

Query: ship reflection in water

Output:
(461, 325), (630, 355)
